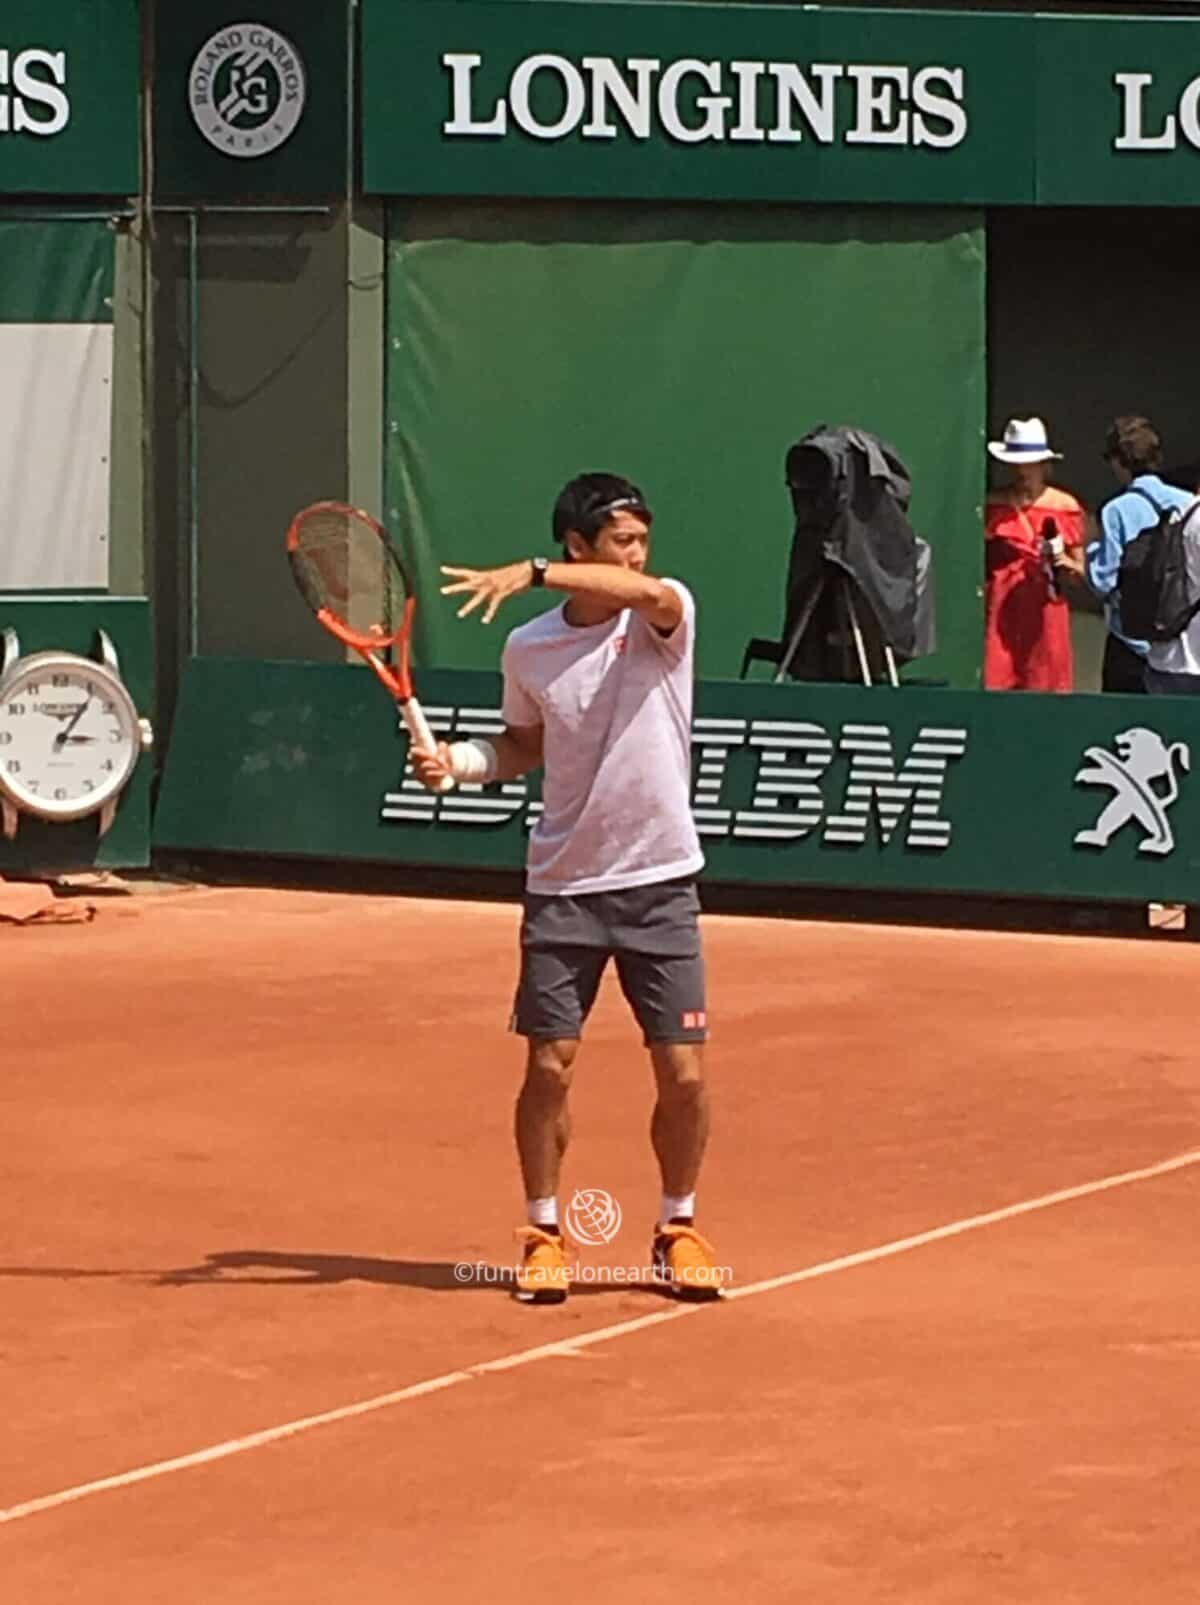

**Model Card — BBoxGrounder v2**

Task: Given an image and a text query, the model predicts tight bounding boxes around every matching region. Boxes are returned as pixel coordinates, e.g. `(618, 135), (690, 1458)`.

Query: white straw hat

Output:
(987, 417), (1063, 464)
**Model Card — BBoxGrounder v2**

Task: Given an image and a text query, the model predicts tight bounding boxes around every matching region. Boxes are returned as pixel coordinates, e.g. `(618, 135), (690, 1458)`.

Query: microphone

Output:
(1042, 516), (1064, 599)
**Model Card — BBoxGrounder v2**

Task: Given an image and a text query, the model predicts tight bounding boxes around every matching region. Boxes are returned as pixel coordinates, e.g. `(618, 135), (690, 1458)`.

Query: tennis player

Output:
(411, 473), (723, 1305)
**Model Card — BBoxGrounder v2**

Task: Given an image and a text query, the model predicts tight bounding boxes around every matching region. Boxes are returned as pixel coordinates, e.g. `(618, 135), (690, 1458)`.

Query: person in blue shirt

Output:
(1088, 416), (1195, 694)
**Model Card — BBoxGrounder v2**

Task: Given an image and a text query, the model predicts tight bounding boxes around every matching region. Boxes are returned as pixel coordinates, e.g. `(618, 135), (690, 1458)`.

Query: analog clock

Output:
(0, 633), (152, 836)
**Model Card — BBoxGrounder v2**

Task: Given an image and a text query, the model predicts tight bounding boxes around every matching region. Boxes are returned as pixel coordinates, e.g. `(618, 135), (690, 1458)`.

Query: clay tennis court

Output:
(2, 884), (1197, 1602)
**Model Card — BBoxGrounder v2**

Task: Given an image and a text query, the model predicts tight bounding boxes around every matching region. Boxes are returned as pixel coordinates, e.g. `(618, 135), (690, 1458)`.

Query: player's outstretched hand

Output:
(440, 561), (533, 624)
(411, 740), (456, 793)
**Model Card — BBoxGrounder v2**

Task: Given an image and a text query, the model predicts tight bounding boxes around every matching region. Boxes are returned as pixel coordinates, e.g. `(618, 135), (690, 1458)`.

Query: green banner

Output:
(1036, 17), (1200, 206)
(0, 219), (113, 323)
(152, 0), (349, 200)
(155, 660), (1200, 907)
(0, 0), (138, 195)
(363, 0), (1030, 203)
(362, 0), (1200, 208)
(386, 201), (984, 690)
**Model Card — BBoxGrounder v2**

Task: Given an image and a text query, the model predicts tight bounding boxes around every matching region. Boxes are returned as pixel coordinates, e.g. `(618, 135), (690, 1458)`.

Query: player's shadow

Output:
(155, 1250), (674, 1298)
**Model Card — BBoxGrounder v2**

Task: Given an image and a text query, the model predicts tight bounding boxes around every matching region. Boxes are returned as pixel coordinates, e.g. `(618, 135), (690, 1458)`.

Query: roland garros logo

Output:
(188, 23), (306, 158)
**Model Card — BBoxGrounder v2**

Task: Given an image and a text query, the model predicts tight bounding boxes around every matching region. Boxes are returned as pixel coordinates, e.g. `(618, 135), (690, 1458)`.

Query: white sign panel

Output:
(0, 323), (112, 590)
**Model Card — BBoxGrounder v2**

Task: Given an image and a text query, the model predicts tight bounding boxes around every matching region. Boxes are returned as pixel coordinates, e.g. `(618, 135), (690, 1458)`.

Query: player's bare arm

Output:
(442, 560), (681, 631)
(410, 721), (542, 793)
(439, 504), (681, 632)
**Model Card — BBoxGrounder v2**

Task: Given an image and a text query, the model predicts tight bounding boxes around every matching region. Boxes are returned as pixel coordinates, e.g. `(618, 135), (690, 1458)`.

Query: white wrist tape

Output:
(447, 739), (499, 785)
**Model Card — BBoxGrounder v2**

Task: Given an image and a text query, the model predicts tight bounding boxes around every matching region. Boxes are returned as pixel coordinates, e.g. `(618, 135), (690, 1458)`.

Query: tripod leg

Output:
(775, 574), (826, 683)
(844, 587), (873, 686)
(884, 645), (900, 688)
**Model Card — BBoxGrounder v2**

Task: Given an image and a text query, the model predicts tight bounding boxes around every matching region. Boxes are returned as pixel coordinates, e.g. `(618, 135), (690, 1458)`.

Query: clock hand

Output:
(54, 696), (92, 748)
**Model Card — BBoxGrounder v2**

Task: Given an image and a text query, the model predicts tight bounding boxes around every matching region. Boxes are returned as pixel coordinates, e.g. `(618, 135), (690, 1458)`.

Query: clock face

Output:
(0, 656), (140, 820)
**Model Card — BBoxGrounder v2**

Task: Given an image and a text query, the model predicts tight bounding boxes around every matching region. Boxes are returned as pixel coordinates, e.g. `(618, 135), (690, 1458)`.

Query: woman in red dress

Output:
(984, 416), (1088, 692)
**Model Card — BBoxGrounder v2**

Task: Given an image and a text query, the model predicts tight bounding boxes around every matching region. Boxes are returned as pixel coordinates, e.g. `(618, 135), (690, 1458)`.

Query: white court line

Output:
(3, 1145), (1198, 1527)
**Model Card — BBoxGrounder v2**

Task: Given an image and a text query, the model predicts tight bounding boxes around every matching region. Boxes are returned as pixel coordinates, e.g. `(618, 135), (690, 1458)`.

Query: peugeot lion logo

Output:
(1074, 728), (1190, 858)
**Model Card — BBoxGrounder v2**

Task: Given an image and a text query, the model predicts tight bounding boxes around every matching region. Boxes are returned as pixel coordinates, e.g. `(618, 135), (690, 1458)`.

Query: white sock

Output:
(661, 1192), (696, 1224)
(526, 1196), (558, 1230)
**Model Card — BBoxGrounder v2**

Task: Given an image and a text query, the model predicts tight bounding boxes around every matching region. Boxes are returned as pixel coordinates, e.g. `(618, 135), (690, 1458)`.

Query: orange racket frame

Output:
(285, 501), (453, 792)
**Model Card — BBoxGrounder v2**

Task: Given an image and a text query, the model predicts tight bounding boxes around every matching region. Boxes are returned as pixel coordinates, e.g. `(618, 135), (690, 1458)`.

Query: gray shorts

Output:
(511, 876), (708, 1045)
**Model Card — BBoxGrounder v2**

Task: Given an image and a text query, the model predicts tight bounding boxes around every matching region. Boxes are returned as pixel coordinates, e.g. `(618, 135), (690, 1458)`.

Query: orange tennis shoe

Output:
(514, 1227), (571, 1304)
(652, 1223), (726, 1301)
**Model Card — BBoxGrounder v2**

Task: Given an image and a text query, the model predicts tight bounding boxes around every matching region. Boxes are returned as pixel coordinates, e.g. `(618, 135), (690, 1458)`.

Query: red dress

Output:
(984, 487), (1084, 692)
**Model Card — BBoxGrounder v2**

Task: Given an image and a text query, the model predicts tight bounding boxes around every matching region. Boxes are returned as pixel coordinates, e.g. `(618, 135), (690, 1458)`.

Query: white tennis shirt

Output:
(501, 578), (704, 896)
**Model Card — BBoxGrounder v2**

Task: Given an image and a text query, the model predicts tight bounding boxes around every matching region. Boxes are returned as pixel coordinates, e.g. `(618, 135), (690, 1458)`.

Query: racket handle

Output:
(402, 699), (455, 794)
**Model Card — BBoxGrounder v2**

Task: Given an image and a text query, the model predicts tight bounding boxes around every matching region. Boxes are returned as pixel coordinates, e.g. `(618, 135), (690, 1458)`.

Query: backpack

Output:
(1116, 488), (1200, 643)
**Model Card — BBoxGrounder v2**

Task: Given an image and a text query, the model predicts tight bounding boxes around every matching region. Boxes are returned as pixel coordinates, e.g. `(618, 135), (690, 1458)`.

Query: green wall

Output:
(385, 201), (985, 688)
(155, 658), (1200, 907)
(146, 209), (354, 751)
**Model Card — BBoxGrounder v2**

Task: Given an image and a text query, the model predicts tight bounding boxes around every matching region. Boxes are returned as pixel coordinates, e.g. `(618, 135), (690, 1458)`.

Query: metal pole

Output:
(0, 208), (137, 222)
(188, 208), (199, 659)
(152, 205), (334, 215)
(844, 586), (873, 686)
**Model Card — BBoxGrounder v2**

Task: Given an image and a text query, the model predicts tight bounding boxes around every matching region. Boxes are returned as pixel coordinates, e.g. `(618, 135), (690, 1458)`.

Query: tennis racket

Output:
(286, 501), (453, 792)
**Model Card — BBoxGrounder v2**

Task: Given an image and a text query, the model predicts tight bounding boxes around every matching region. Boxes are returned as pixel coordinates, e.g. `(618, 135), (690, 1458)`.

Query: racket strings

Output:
(290, 509), (409, 641)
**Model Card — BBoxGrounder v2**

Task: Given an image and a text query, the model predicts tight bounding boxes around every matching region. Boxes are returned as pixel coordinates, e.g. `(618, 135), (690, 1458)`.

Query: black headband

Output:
(587, 495), (650, 531)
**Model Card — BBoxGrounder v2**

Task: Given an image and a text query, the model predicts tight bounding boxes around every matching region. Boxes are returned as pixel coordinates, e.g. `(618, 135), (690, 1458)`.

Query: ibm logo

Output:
(381, 707), (967, 852)
(690, 717), (966, 850)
